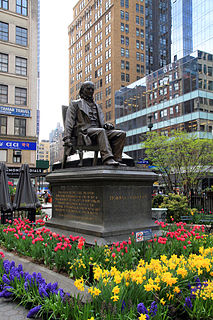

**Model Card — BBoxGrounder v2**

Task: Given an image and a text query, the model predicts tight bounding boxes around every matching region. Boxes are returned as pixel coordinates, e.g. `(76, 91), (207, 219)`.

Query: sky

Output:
(39, 0), (78, 141)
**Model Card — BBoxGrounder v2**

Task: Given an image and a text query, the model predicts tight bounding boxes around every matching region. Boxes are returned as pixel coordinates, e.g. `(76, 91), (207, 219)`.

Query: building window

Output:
(121, 48), (125, 56)
(0, 22), (8, 41)
(121, 60), (125, 69)
(121, 35), (124, 44)
(126, 74), (130, 82)
(121, 73), (125, 81)
(140, 5), (144, 14)
(0, 84), (8, 103)
(13, 150), (22, 163)
(16, 0), (28, 16)
(0, 150), (7, 162)
(141, 65), (144, 73)
(0, 53), (8, 72)
(136, 40), (140, 49)
(120, 10), (124, 19)
(125, 12), (129, 20)
(106, 86), (111, 96)
(141, 41), (144, 50)
(136, 3), (139, 12)
(125, 36), (129, 46)
(0, 116), (7, 134)
(16, 26), (28, 46)
(0, 0), (8, 10)
(15, 57), (27, 75)
(126, 61), (129, 70)
(106, 99), (111, 108)
(137, 64), (140, 73)
(15, 87), (27, 105)
(14, 118), (26, 136)
(125, 24), (129, 33)
(136, 16), (139, 24)
(136, 52), (140, 60)
(125, 49), (129, 58)
(140, 17), (144, 26)
(125, 0), (129, 8)
(141, 53), (144, 62)
(136, 28), (139, 37)
(120, 23), (124, 32)
(120, 0), (124, 7)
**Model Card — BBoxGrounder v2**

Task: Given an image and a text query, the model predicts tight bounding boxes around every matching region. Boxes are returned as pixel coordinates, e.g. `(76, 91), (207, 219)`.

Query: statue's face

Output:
(83, 83), (94, 99)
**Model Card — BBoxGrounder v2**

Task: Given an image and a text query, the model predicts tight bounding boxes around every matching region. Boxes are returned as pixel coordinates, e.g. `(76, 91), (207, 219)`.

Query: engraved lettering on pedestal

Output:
(54, 190), (101, 221)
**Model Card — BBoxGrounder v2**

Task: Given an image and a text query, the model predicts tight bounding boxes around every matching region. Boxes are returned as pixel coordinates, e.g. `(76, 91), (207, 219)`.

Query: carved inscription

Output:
(54, 190), (101, 221)
(109, 194), (147, 201)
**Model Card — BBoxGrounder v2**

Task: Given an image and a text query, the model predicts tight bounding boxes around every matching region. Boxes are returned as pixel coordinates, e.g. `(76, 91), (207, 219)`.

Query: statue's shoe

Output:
(104, 158), (119, 166)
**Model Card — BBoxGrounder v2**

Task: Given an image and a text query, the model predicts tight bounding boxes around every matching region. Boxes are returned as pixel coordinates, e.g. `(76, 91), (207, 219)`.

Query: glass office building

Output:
(171, 0), (213, 61)
(115, 50), (213, 161)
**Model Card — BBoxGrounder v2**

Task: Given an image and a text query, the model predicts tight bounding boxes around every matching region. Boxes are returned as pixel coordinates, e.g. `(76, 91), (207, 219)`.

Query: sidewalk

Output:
(0, 248), (90, 320)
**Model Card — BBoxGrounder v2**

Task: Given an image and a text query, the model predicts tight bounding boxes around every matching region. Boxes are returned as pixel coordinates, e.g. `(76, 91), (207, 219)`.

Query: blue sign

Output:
(0, 140), (36, 150)
(135, 229), (152, 242)
(137, 159), (149, 164)
(0, 106), (31, 117)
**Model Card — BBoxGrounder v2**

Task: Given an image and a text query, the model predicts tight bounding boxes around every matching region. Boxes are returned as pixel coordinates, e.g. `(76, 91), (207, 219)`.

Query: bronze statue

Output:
(63, 81), (126, 166)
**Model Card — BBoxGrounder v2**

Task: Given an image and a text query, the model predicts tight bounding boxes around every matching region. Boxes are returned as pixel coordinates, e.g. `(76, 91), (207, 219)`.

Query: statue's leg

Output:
(78, 149), (83, 167)
(87, 128), (114, 162)
(106, 130), (126, 162)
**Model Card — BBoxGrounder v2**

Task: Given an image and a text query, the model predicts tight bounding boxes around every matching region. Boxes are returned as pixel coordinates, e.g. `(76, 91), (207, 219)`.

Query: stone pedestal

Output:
(46, 167), (158, 244)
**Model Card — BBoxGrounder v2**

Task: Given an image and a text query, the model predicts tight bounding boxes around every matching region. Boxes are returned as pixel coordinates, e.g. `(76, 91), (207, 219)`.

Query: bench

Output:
(199, 216), (213, 232)
(62, 105), (99, 168)
(180, 216), (193, 223)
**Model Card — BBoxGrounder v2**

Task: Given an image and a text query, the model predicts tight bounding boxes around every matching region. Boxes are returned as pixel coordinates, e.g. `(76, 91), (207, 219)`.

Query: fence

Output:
(191, 192), (213, 212)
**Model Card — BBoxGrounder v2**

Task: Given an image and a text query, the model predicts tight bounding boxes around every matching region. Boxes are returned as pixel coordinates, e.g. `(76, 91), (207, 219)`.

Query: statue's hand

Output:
(103, 122), (114, 130)
(63, 137), (73, 148)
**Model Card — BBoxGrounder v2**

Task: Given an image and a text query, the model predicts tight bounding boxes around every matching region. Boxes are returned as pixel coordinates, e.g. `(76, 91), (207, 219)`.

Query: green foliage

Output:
(144, 131), (213, 198)
(152, 194), (164, 208)
(160, 193), (190, 221)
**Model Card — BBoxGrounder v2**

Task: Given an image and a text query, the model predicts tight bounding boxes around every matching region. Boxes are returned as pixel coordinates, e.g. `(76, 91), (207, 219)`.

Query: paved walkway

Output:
(0, 299), (29, 320)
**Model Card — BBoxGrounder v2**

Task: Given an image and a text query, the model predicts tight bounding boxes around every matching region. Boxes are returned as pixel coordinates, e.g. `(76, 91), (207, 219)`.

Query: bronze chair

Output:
(62, 105), (99, 168)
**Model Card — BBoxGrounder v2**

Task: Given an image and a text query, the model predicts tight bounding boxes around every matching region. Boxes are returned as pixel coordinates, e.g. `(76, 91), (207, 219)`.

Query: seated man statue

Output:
(63, 81), (126, 166)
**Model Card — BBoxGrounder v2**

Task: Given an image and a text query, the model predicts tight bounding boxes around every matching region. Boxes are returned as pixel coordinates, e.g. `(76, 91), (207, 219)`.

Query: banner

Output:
(0, 106), (31, 117)
(0, 140), (36, 150)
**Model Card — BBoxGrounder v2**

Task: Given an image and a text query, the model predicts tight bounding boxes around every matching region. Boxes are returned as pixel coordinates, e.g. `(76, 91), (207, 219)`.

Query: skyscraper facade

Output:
(115, 50), (213, 161)
(0, 0), (39, 168)
(171, 0), (213, 61)
(145, 0), (171, 74)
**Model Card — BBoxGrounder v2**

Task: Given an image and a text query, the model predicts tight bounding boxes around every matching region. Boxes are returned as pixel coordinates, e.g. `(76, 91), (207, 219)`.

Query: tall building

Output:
(171, 0), (213, 61)
(69, 0), (146, 123)
(37, 140), (50, 162)
(49, 123), (63, 168)
(115, 50), (213, 161)
(145, 0), (171, 74)
(0, 0), (39, 167)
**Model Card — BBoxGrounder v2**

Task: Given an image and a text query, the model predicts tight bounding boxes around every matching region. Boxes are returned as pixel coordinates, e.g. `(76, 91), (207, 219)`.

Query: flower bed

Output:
(0, 218), (213, 319)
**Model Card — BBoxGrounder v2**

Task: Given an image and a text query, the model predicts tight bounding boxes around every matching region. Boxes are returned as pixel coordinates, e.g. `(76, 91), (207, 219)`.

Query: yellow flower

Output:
(74, 277), (84, 292)
(112, 285), (120, 295)
(139, 314), (147, 320)
(88, 317), (95, 320)
(173, 286), (180, 294)
(160, 298), (166, 305)
(111, 295), (119, 302)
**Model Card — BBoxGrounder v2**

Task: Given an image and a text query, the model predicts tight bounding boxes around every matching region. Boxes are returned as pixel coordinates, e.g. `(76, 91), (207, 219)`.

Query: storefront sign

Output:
(0, 140), (36, 150)
(6, 167), (43, 177)
(135, 229), (152, 242)
(0, 106), (31, 117)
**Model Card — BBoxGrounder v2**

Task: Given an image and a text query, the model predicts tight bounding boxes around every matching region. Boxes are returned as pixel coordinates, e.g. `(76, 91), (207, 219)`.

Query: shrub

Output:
(160, 193), (190, 221)
(152, 194), (164, 208)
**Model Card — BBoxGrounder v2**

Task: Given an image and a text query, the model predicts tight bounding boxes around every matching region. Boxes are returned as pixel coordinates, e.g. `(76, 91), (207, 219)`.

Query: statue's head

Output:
(79, 81), (95, 101)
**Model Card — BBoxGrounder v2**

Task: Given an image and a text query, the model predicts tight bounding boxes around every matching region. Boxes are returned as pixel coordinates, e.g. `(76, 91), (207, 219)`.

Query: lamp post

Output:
(148, 114), (153, 132)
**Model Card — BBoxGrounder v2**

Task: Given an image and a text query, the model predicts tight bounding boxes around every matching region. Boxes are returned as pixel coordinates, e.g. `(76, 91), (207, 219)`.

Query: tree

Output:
(144, 131), (213, 198)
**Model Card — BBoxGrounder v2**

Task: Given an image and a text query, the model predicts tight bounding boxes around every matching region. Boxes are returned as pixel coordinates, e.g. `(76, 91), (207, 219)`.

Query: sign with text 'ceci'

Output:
(135, 229), (152, 242)
(0, 140), (36, 150)
(0, 106), (31, 117)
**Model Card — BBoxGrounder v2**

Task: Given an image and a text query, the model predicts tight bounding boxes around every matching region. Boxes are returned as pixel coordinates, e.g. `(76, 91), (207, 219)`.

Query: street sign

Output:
(137, 159), (149, 164)
(135, 229), (152, 242)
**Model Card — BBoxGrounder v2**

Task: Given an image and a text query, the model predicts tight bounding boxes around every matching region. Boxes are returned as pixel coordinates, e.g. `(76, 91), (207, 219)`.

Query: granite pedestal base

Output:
(46, 167), (158, 244)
